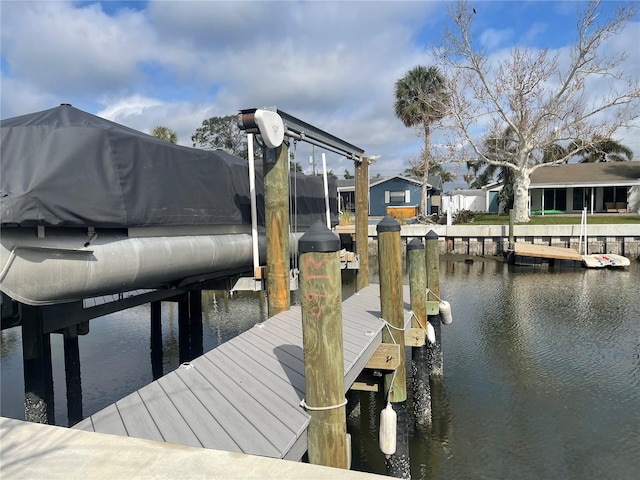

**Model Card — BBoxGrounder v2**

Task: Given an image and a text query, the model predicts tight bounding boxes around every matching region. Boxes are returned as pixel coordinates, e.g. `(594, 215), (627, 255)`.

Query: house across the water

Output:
(338, 174), (443, 217)
(485, 161), (640, 214)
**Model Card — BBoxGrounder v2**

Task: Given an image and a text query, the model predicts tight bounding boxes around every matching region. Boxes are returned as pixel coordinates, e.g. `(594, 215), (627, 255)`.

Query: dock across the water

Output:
(72, 284), (404, 461)
(510, 242), (583, 266)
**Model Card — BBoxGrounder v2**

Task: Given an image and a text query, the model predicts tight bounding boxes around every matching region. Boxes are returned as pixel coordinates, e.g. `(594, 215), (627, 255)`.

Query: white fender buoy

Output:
(426, 321), (436, 344)
(379, 402), (397, 457)
(440, 300), (453, 325)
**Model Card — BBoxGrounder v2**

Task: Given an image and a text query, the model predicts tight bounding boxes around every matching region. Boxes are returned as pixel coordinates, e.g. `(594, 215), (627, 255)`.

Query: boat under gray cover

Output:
(1, 104), (337, 229)
(0, 105), (329, 305)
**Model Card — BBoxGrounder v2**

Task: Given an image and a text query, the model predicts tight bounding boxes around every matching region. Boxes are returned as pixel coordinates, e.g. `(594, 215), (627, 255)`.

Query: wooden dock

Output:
(512, 242), (583, 261)
(510, 242), (584, 266)
(74, 284), (402, 461)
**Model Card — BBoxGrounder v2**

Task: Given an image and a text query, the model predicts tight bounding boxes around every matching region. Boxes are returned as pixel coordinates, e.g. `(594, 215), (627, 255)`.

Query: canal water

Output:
(1, 258), (639, 479)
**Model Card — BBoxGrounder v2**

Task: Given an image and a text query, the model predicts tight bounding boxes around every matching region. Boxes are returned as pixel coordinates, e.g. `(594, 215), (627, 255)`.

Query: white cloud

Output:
(2, 1), (638, 186)
(97, 95), (164, 125)
(519, 22), (548, 45)
(479, 28), (512, 50)
(1, 1), (155, 101)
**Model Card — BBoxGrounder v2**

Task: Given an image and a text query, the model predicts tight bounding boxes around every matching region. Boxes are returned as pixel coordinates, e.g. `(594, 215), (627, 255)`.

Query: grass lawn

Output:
(468, 213), (640, 225)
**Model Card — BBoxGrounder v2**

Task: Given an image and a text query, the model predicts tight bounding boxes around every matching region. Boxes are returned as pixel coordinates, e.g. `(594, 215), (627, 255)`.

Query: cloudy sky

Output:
(1, 1), (638, 190)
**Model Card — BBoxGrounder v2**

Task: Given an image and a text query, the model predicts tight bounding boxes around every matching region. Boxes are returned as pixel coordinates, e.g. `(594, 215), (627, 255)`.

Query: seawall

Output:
(360, 224), (640, 258)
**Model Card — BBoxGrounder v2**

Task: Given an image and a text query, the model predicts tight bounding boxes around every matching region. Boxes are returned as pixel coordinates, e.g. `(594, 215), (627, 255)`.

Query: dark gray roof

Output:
(337, 179), (355, 189)
(530, 161), (640, 186)
(338, 174), (442, 193)
(428, 175), (443, 192)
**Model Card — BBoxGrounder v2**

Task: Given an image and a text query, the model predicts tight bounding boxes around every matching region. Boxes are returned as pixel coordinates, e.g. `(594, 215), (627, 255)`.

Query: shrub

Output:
(339, 210), (354, 225)
(453, 209), (475, 224)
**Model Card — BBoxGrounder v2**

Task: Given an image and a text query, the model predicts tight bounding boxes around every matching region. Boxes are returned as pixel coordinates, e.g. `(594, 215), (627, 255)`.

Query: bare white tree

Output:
(434, 0), (640, 221)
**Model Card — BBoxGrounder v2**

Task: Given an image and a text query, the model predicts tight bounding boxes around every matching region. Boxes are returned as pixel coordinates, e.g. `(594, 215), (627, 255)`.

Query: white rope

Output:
(0, 248), (17, 283)
(83, 231), (98, 247)
(300, 397), (348, 411)
(409, 310), (428, 333)
(380, 317), (404, 332)
(426, 287), (443, 302)
(379, 318), (400, 403)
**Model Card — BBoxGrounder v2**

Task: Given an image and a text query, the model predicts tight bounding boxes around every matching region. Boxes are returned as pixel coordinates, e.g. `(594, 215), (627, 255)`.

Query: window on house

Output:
(543, 188), (566, 211)
(573, 187), (586, 210)
(603, 186), (628, 203)
(385, 190), (410, 204)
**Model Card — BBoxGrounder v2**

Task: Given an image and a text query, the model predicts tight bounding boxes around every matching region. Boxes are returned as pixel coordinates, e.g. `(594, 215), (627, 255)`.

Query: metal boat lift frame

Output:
(233, 108), (366, 292)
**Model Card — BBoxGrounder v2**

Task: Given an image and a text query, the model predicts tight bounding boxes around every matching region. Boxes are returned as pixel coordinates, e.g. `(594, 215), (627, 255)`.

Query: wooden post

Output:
(178, 293), (190, 364)
(355, 157), (369, 291)
(346, 389), (361, 420)
(407, 238), (431, 427)
(190, 290), (203, 358)
(407, 238), (427, 331)
(509, 208), (515, 251)
(264, 144), (290, 316)
(426, 230), (443, 377)
(150, 300), (163, 380)
(298, 221), (348, 469)
(178, 291), (203, 363)
(63, 325), (83, 426)
(21, 306), (54, 424)
(377, 216), (410, 479)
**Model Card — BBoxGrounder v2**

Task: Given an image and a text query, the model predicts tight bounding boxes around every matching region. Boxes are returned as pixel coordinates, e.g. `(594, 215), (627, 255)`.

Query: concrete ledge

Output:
(0, 418), (384, 480)
(361, 224), (640, 258)
(365, 223), (640, 238)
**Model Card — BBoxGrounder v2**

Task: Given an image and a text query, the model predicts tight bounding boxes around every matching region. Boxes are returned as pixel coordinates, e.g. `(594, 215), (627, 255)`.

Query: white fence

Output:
(442, 190), (486, 214)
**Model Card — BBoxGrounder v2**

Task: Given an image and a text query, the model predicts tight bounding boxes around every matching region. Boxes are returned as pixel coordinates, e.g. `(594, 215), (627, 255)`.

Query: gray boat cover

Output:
(1, 105), (337, 228)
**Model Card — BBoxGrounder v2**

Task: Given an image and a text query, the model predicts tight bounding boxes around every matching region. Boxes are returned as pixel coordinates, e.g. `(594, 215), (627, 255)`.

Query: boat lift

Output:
(231, 108), (365, 293)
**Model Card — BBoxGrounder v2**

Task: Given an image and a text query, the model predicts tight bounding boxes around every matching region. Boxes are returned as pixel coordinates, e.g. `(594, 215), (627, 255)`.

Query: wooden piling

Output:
(63, 325), (83, 426)
(346, 389), (361, 421)
(298, 221), (348, 469)
(150, 300), (163, 380)
(378, 216), (407, 401)
(177, 291), (203, 364)
(425, 230), (443, 377)
(355, 157), (369, 292)
(178, 294), (190, 364)
(509, 208), (515, 251)
(264, 144), (291, 316)
(21, 306), (54, 424)
(407, 238), (431, 427)
(190, 290), (203, 358)
(377, 216), (410, 479)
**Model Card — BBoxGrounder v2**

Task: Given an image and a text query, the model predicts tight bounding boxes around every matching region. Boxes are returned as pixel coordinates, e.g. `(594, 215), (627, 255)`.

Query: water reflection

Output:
(1, 260), (639, 479)
(350, 258), (640, 479)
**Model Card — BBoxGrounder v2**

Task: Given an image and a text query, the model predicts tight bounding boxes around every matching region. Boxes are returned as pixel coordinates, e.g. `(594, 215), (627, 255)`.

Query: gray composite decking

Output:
(74, 284), (411, 461)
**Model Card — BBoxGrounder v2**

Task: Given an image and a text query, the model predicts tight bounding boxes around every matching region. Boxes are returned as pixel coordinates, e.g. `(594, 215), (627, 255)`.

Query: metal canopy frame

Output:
(239, 107), (365, 161)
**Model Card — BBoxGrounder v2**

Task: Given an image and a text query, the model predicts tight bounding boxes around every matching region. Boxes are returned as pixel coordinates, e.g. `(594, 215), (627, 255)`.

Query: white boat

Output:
(579, 208), (630, 268)
(582, 252), (631, 268)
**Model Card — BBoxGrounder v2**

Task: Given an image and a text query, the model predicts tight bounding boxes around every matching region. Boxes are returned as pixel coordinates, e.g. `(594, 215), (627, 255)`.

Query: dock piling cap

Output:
(407, 237), (424, 251)
(298, 220), (340, 253)
(425, 229), (439, 240)
(376, 215), (400, 233)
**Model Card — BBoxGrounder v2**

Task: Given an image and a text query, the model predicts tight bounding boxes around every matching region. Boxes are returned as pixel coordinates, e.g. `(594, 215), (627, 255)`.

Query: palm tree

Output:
(403, 160), (456, 183)
(394, 66), (449, 215)
(151, 126), (178, 144)
(572, 138), (633, 162)
(471, 128), (533, 210)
